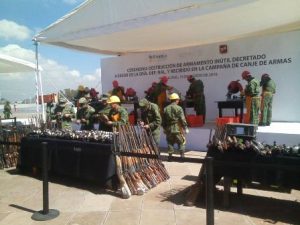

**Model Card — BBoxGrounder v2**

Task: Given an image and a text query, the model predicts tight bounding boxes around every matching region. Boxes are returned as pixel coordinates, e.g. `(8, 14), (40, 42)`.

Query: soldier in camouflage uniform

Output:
(139, 98), (162, 147)
(76, 97), (95, 130)
(186, 75), (206, 122)
(259, 74), (276, 126)
(162, 93), (189, 159)
(97, 94), (112, 131)
(3, 101), (12, 119)
(52, 98), (75, 130)
(241, 71), (261, 125)
(105, 95), (128, 130)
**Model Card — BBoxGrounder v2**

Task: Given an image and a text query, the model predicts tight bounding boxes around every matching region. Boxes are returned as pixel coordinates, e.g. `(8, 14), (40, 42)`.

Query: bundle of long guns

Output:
(0, 128), (28, 168)
(113, 124), (169, 198)
(30, 129), (113, 143)
(209, 134), (300, 157)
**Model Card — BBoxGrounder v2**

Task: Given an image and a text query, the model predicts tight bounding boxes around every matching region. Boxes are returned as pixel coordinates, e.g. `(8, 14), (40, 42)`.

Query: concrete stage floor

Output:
(159, 122), (300, 151)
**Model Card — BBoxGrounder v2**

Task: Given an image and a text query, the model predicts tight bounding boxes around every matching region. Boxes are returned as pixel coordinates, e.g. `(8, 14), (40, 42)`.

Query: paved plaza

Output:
(0, 151), (299, 225)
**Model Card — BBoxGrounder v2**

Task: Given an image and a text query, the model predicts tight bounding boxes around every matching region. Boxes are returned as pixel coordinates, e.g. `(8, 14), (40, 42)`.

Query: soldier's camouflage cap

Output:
(78, 97), (88, 104)
(139, 98), (149, 108)
(58, 98), (67, 105)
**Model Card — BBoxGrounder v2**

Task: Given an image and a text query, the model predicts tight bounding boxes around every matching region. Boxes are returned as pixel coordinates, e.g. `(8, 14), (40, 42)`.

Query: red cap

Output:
(160, 75), (168, 84)
(112, 80), (119, 88)
(241, 71), (251, 79)
(89, 88), (99, 98)
(187, 75), (195, 81)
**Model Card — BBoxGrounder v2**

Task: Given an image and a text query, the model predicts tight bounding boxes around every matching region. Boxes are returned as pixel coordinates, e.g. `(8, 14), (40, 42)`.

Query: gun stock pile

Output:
(114, 124), (169, 198)
(0, 128), (29, 169)
(208, 125), (300, 157)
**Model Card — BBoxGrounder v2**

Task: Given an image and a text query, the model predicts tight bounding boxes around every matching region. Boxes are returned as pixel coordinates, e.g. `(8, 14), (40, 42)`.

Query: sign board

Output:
(102, 31), (300, 122)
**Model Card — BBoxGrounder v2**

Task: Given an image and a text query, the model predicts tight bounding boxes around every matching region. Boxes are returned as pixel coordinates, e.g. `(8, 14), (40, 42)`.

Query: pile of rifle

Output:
(113, 124), (169, 198)
(30, 129), (113, 143)
(0, 128), (27, 169)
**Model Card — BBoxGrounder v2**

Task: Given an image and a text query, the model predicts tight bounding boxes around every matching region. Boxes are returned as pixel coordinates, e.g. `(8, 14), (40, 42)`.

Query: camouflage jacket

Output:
(52, 104), (75, 122)
(76, 105), (95, 124)
(141, 102), (161, 131)
(262, 79), (276, 94)
(245, 77), (260, 97)
(162, 102), (187, 134)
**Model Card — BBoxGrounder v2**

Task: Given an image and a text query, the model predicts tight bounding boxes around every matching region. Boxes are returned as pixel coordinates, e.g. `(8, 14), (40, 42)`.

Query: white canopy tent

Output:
(0, 53), (45, 122)
(34, 0), (300, 55)
(0, 54), (36, 73)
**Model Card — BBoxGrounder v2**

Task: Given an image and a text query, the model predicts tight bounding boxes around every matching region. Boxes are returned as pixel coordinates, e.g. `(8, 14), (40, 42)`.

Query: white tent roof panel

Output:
(35, 0), (300, 55)
(0, 54), (37, 73)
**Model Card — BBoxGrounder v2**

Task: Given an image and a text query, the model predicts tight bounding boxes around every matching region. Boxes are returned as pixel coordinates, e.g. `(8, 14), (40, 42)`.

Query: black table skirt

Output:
(18, 136), (117, 186)
(207, 147), (300, 190)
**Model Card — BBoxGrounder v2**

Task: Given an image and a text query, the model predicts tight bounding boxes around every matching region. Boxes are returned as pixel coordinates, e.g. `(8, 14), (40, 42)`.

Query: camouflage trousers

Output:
(260, 92), (273, 125)
(4, 112), (11, 119)
(246, 96), (260, 125)
(150, 129), (161, 147)
(166, 132), (185, 153)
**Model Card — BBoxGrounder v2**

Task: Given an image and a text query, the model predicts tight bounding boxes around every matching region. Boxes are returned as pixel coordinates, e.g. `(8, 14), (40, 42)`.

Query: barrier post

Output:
(206, 157), (214, 225)
(32, 142), (59, 221)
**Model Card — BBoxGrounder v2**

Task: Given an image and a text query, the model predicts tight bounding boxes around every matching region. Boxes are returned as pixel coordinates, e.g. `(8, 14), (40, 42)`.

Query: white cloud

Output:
(0, 20), (31, 41)
(0, 45), (101, 101)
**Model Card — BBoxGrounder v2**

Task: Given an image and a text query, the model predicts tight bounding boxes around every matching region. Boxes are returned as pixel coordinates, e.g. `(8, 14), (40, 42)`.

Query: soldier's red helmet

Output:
(112, 80), (119, 88)
(160, 75), (168, 84)
(227, 80), (243, 94)
(187, 75), (195, 81)
(241, 71), (251, 80)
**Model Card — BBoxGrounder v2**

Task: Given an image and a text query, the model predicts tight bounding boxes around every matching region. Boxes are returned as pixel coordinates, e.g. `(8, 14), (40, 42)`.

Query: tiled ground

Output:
(0, 151), (299, 225)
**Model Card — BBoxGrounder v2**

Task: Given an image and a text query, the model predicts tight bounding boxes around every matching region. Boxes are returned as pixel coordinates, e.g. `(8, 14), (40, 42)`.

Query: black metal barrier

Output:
(167, 155), (214, 225)
(31, 142), (59, 221)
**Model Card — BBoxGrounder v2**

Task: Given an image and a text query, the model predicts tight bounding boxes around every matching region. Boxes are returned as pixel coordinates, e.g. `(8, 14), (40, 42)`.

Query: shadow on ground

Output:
(160, 185), (300, 225)
(5, 168), (120, 197)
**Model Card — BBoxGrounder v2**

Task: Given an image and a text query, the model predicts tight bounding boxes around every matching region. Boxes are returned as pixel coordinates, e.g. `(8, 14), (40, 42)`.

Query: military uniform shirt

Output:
(162, 102), (187, 134)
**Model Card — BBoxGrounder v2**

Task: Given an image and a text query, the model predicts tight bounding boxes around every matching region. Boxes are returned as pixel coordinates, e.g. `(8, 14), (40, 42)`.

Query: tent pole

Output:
(34, 44), (40, 126)
(34, 40), (46, 125)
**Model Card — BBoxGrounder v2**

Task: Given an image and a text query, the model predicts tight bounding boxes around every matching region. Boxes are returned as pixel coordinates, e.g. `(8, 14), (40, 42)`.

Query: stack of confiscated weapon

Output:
(185, 125), (300, 207)
(30, 129), (113, 143)
(209, 132), (300, 158)
(113, 124), (169, 198)
(0, 128), (28, 169)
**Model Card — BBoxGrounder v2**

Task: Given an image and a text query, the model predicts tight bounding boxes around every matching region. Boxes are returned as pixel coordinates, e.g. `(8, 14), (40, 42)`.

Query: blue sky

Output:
(0, 0), (107, 101)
